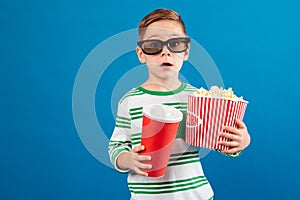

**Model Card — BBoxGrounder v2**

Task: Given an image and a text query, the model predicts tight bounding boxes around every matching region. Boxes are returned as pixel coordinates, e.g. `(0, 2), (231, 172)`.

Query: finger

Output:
(235, 119), (246, 129)
(138, 155), (152, 161)
(136, 162), (152, 170)
(219, 132), (239, 141)
(223, 126), (242, 135)
(218, 140), (239, 148)
(133, 166), (148, 177)
(133, 145), (145, 153)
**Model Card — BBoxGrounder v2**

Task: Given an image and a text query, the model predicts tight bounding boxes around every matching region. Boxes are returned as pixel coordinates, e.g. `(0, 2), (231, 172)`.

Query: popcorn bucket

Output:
(185, 94), (248, 150)
(140, 104), (183, 178)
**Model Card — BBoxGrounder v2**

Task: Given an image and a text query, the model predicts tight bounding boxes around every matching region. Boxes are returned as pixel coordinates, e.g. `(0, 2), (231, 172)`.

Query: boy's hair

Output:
(138, 8), (187, 39)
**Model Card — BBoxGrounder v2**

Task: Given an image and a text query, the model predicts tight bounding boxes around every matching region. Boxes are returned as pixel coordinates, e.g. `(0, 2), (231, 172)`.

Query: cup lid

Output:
(142, 104), (183, 123)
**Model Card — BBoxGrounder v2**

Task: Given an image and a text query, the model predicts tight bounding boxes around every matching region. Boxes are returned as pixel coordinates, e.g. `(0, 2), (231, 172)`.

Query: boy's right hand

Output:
(116, 145), (152, 176)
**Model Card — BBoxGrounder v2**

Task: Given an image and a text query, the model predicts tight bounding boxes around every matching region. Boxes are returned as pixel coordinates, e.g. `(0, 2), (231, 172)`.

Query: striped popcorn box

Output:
(185, 94), (248, 150)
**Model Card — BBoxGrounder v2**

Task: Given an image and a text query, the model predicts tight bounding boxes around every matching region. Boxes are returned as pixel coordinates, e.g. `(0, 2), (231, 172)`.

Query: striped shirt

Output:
(109, 83), (214, 200)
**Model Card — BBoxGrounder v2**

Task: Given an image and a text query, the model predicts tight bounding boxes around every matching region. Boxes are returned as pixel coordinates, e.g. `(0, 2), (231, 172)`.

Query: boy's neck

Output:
(141, 78), (182, 91)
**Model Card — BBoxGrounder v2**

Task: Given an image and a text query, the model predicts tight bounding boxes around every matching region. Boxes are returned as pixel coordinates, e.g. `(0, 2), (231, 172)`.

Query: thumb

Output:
(133, 145), (145, 153)
(235, 119), (246, 129)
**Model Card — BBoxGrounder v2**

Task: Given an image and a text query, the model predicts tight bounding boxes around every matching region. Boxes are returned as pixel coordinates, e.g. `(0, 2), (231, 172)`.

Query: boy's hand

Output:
(116, 145), (152, 176)
(218, 119), (251, 154)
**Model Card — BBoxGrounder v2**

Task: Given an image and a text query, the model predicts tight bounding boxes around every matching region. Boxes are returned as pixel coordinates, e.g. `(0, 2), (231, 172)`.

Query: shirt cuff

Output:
(216, 149), (243, 158)
(114, 148), (131, 174)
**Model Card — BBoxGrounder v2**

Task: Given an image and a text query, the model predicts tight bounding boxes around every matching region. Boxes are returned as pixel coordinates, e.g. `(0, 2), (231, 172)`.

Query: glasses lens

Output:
(168, 38), (189, 52)
(142, 40), (162, 54)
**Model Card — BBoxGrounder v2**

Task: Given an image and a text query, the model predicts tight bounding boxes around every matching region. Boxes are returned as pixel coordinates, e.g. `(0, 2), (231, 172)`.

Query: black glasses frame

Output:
(137, 37), (191, 55)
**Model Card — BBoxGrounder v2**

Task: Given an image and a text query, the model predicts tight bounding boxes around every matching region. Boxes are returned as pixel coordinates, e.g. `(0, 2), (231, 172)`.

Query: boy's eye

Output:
(138, 37), (190, 55)
(169, 39), (185, 50)
(141, 41), (162, 54)
(169, 41), (179, 48)
(148, 41), (160, 48)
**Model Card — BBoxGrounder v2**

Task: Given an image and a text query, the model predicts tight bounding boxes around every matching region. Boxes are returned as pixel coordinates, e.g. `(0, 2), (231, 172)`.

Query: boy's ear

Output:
(183, 44), (190, 61)
(136, 47), (146, 63)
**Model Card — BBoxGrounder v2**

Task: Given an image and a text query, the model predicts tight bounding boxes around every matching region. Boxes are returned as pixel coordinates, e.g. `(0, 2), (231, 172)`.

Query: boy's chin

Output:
(157, 71), (179, 80)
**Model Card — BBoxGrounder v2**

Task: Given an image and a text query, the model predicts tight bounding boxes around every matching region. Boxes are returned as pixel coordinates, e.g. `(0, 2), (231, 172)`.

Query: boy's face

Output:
(136, 20), (190, 81)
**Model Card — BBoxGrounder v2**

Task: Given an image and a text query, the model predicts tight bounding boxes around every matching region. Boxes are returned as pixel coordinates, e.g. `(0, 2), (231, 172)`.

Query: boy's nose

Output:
(161, 46), (171, 56)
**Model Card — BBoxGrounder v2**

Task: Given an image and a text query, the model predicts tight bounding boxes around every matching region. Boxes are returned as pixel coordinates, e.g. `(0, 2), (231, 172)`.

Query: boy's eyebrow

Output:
(146, 33), (182, 40)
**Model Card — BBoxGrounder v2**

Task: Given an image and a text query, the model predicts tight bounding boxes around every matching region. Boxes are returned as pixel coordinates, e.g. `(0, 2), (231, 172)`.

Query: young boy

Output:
(108, 8), (251, 200)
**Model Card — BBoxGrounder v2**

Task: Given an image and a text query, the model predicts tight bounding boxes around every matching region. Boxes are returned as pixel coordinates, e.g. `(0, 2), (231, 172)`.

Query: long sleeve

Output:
(216, 150), (243, 158)
(108, 97), (132, 173)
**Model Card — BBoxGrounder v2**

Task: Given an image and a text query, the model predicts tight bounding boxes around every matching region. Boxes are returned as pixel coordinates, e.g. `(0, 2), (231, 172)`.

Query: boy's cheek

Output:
(145, 60), (161, 67)
(174, 52), (187, 61)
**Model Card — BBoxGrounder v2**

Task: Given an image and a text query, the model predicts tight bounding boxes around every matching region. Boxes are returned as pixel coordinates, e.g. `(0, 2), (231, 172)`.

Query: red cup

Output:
(140, 104), (183, 178)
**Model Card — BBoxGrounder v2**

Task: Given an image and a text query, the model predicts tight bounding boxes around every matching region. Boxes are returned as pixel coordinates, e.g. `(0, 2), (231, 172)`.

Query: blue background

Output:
(1, 0), (300, 199)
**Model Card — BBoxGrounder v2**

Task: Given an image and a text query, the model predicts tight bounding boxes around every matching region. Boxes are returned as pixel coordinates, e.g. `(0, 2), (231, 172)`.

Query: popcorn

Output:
(186, 86), (248, 150)
(195, 86), (244, 101)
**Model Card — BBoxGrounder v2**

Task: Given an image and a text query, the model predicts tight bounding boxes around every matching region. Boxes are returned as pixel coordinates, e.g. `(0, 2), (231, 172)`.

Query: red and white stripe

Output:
(186, 95), (248, 150)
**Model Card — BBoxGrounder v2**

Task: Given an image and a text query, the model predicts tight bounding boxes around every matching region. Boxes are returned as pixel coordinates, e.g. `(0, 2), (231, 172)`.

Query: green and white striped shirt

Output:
(109, 83), (214, 200)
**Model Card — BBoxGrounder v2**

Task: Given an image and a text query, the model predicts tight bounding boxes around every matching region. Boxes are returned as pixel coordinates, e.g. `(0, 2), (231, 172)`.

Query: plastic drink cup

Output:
(140, 104), (183, 178)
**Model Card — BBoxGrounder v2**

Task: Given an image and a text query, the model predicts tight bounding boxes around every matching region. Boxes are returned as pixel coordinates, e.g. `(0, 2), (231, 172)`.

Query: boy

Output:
(108, 8), (251, 200)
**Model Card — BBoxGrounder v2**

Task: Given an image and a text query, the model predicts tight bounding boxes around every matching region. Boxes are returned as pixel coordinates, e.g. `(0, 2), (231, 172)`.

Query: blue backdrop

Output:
(1, 0), (300, 199)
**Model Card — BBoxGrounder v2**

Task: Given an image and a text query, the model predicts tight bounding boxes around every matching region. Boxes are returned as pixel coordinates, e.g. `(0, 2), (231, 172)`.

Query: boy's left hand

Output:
(218, 119), (251, 154)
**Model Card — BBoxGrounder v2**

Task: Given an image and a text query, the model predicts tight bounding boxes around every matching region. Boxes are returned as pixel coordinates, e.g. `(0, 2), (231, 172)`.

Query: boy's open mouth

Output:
(160, 62), (173, 67)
